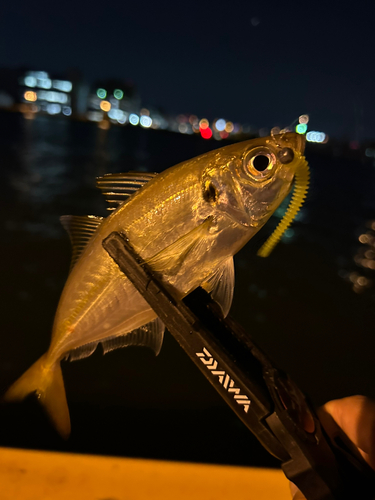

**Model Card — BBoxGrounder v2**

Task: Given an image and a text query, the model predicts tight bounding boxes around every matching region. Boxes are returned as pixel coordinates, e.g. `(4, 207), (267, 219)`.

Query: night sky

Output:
(1, 0), (375, 140)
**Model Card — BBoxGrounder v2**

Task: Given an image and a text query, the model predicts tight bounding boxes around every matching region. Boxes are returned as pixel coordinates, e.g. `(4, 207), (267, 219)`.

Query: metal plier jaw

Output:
(103, 231), (375, 500)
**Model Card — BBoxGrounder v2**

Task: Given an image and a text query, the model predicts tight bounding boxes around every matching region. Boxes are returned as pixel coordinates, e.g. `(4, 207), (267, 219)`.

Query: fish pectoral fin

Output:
(101, 317), (165, 356)
(96, 172), (158, 211)
(146, 217), (213, 275)
(201, 257), (235, 317)
(60, 215), (104, 272)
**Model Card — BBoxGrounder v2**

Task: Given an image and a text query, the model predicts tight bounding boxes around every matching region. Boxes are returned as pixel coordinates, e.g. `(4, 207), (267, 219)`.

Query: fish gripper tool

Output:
(103, 231), (375, 500)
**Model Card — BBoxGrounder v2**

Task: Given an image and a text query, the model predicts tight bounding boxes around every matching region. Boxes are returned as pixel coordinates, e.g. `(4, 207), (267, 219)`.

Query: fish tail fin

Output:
(3, 354), (71, 439)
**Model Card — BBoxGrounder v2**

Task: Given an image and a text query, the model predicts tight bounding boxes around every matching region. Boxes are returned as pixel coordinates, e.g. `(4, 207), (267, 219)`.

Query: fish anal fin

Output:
(60, 215), (104, 272)
(102, 317), (165, 356)
(201, 257), (235, 317)
(67, 341), (99, 361)
(146, 218), (213, 275)
(96, 172), (158, 211)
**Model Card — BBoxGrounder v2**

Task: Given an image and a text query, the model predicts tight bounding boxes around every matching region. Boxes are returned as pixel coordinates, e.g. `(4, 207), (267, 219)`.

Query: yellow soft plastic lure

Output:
(257, 153), (310, 257)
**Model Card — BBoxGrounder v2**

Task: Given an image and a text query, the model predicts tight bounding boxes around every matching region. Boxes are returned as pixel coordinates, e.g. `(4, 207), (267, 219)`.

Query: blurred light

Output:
(151, 117), (161, 129)
(201, 127), (212, 139)
(100, 100), (111, 112)
(357, 276), (369, 286)
(306, 131), (326, 143)
(37, 78), (52, 89)
(349, 272), (358, 283)
(87, 111), (103, 122)
(359, 234), (370, 244)
(47, 103), (61, 115)
(118, 114), (127, 124)
(140, 115), (152, 128)
(52, 80), (72, 92)
(140, 108), (150, 116)
(108, 109), (125, 120)
(24, 76), (37, 87)
(189, 115), (198, 125)
(129, 113), (139, 125)
(98, 120), (110, 130)
(114, 89), (124, 100)
(215, 119), (226, 132)
(233, 123), (242, 134)
(24, 91), (37, 102)
(365, 148), (375, 158)
(28, 71), (48, 79)
(299, 114), (309, 124)
(178, 123), (188, 133)
(350, 140), (359, 150)
(199, 118), (209, 130)
(283, 228), (295, 240)
(225, 121), (234, 133)
(39, 91), (68, 103)
(220, 131), (229, 139)
(271, 126), (280, 135)
(97, 88), (107, 99)
(62, 106), (72, 116)
(109, 97), (119, 108)
(296, 123), (307, 134)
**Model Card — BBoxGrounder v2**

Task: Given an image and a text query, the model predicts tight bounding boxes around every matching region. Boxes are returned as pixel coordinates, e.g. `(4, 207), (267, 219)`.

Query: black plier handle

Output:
(103, 231), (375, 500)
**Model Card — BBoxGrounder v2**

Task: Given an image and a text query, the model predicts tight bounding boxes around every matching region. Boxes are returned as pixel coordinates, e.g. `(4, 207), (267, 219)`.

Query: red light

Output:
(220, 131), (229, 139)
(200, 127), (212, 139)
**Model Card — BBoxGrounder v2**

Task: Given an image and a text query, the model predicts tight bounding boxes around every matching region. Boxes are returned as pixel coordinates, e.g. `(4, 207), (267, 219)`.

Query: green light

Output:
(296, 123), (307, 134)
(97, 88), (107, 99)
(114, 89), (124, 100)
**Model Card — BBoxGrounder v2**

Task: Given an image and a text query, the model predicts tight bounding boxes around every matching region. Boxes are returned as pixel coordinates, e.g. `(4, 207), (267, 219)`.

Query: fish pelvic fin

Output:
(3, 354), (71, 439)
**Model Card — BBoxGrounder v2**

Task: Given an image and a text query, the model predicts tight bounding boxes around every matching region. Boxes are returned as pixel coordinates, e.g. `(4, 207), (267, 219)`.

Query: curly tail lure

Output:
(257, 154), (310, 258)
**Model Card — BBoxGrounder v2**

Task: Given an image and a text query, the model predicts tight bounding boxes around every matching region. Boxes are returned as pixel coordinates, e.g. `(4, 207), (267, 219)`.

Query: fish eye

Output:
(243, 148), (276, 181)
(252, 154), (271, 171)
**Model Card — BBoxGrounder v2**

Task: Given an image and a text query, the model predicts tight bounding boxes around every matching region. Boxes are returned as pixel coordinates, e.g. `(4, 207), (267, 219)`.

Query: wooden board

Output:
(0, 447), (291, 499)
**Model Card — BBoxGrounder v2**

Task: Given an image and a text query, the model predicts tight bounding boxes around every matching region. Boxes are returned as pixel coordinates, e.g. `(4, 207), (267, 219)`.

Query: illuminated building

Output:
(87, 79), (141, 124)
(20, 70), (73, 116)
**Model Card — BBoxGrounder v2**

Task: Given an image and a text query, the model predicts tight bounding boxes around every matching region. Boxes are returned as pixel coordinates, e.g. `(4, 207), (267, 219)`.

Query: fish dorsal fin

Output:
(201, 257), (235, 317)
(66, 317), (165, 362)
(60, 215), (104, 271)
(146, 217), (213, 275)
(96, 172), (158, 211)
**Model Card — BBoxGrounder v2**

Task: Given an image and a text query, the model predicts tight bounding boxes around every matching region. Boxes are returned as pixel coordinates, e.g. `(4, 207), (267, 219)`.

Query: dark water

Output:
(0, 110), (374, 467)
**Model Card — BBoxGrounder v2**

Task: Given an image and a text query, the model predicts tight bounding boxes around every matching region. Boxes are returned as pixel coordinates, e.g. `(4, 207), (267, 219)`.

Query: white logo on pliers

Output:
(196, 347), (251, 413)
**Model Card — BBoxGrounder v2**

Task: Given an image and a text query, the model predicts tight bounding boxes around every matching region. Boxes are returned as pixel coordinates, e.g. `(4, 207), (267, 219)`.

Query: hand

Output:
(290, 395), (375, 500)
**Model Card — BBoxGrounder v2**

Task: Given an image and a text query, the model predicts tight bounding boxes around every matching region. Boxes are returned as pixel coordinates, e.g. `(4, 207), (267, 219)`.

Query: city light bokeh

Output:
(0, 68), (332, 144)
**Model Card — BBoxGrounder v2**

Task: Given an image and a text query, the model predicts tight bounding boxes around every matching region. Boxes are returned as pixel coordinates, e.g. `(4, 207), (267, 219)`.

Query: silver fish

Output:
(4, 132), (309, 437)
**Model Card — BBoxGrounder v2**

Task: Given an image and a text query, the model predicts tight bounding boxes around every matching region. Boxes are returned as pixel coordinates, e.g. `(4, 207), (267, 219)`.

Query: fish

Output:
(4, 132), (309, 438)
